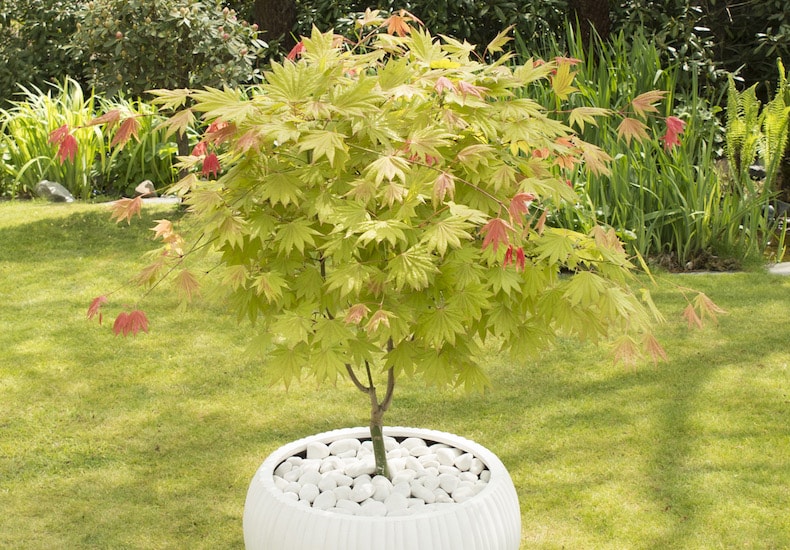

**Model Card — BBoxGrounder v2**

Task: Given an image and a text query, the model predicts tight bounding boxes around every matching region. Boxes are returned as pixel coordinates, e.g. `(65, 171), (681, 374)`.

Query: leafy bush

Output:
(69, 0), (266, 97)
(0, 0), (86, 108)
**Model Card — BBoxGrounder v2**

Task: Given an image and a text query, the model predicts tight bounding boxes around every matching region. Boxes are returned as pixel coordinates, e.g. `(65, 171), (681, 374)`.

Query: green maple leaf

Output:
(298, 129), (348, 167)
(416, 305), (465, 347)
(387, 246), (438, 290)
(274, 219), (320, 254)
(421, 217), (473, 256)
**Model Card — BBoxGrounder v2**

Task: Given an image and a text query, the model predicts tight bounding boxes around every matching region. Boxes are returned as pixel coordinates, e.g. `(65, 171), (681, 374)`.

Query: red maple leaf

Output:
(87, 295), (108, 324)
(503, 245), (514, 267)
(434, 76), (455, 94)
(87, 109), (122, 132)
(480, 217), (512, 253)
(110, 117), (141, 149)
(48, 124), (70, 145)
(661, 116), (686, 151)
(48, 125), (78, 163)
(113, 309), (149, 336)
(286, 41), (305, 61)
(191, 141), (208, 157)
(508, 193), (536, 226)
(202, 152), (221, 178)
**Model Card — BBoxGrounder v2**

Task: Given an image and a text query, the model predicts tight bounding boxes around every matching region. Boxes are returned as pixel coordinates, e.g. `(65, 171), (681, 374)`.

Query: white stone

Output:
(274, 462), (292, 477)
(454, 452), (474, 471)
(460, 472), (478, 483)
(422, 475), (440, 491)
(282, 468), (301, 483)
(410, 482), (436, 504)
(480, 470), (491, 482)
(418, 455), (440, 469)
(328, 438), (362, 456)
(383, 436), (398, 451)
(300, 458), (322, 471)
(281, 491), (299, 502)
(392, 481), (411, 497)
(438, 465), (460, 475)
(469, 458), (485, 476)
(284, 481), (300, 495)
(400, 437), (427, 451)
(317, 475), (337, 492)
(298, 469), (322, 486)
(407, 498), (426, 510)
(404, 456), (425, 474)
(345, 456), (376, 478)
(285, 456), (303, 467)
(273, 476), (289, 491)
(435, 446), (462, 466)
(451, 484), (477, 503)
(330, 472), (353, 487)
(391, 469), (416, 485)
(438, 473), (460, 494)
(332, 486), (352, 501)
(319, 456), (344, 473)
(409, 445), (431, 457)
(350, 483), (375, 503)
(335, 499), (360, 513)
(384, 492), (409, 513)
(352, 474), (372, 487)
(358, 499), (388, 517)
(312, 490), (337, 510)
(298, 483), (319, 504)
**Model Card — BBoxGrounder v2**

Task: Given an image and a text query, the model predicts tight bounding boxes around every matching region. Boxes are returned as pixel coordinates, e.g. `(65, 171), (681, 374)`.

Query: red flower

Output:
(202, 152), (221, 178)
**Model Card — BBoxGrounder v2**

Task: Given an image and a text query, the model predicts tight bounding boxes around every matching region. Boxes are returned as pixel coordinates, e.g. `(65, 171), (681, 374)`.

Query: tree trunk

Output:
(253, 0), (298, 52)
(569, 0), (611, 44)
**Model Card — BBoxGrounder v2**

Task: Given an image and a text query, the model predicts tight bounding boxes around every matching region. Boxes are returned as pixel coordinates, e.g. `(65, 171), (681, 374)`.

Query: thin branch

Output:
(380, 367), (396, 412)
(345, 363), (369, 393)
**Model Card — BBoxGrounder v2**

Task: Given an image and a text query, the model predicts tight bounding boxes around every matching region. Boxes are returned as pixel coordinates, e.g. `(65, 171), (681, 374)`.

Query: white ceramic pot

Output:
(243, 426), (521, 550)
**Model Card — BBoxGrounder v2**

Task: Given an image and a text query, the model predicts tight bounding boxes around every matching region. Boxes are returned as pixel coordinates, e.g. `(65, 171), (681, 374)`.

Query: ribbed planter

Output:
(243, 427), (521, 550)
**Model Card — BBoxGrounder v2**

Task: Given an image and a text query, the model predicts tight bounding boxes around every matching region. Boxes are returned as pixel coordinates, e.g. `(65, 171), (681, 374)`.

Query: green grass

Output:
(1, 201), (788, 549)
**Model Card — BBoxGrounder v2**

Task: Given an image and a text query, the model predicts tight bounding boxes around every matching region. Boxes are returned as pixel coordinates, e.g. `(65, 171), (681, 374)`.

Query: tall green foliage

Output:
(519, 27), (773, 268)
(0, 79), (177, 199)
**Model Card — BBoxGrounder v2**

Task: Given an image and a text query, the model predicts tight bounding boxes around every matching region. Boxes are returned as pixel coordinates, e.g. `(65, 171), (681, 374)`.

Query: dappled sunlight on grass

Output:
(1, 202), (788, 548)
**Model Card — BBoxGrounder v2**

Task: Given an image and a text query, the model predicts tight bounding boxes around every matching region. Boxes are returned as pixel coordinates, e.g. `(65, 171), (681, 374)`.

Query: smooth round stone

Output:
(391, 469), (416, 485)
(352, 474), (372, 487)
(460, 472), (478, 483)
(400, 437), (427, 451)
(333, 486), (352, 501)
(384, 491), (409, 513)
(480, 470), (491, 482)
(418, 455), (440, 469)
(387, 448), (407, 459)
(298, 483), (319, 503)
(404, 457), (424, 473)
(345, 457), (376, 478)
(350, 483), (375, 503)
(407, 498), (426, 510)
(438, 465), (460, 475)
(373, 484), (390, 501)
(284, 481), (300, 495)
(469, 457), (485, 476)
(434, 490), (454, 504)
(300, 458), (322, 472)
(388, 457), (407, 474)
(409, 445), (431, 457)
(451, 484), (477, 503)
(359, 499), (388, 517)
(383, 436), (398, 451)
(273, 476), (289, 491)
(317, 475), (337, 492)
(422, 475), (440, 491)
(330, 472), (353, 487)
(392, 481), (411, 497)
(298, 469), (322, 486)
(285, 456), (303, 467)
(454, 452), (474, 471)
(312, 490), (337, 510)
(274, 462), (292, 477)
(319, 456), (344, 473)
(282, 468), (301, 483)
(438, 473), (460, 494)
(409, 482), (436, 504)
(371, 475), (392, 488)
(282, 491), (299, 502)
(328, 438), (361, 456)
(435, 447), (461, 466)
(335, 499), (360, 513)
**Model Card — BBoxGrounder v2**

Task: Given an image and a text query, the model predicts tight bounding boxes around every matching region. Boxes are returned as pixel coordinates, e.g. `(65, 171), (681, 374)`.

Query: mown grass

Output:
(1, 201), (788, 549)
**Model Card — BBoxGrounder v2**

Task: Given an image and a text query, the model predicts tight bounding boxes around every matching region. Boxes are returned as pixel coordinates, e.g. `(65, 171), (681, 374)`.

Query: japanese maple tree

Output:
(82, 14), (692, 477)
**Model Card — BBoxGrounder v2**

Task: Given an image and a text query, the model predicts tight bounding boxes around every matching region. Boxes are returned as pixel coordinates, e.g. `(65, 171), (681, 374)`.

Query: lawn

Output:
(1, 201), (788, 549)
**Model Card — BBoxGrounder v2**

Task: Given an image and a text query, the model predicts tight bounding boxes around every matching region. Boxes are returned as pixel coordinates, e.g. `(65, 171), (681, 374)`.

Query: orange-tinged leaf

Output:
(630, 90), (666, 119)
(365, 309), (392, 333)
(642, 333), (667, 365)
(344, 303), (371, 325)
(613, 335), (639, 367)
(109, 196), (143, 224)
(202, 152), (221, 178)
(87, 295), (108, 324)
(158, 108), (195, 139)
(111, 117), (141, 149)
(135, 258), (166, 287)
(384, 13), (412, 36)
(693, 292), (727, 323)
(682, 303), (703, 329)
(480, 217), (512, 253)
(576, 139), (613, 176)
(88, 109), (122, 131)
(48, 124), (70, 145)
(175, 269), (200, 302)
(432, 171), (456, 205)
(661, 115), (686, 151)
(56, 134), (78, 163)
(508, 192), (536, 226)
(617, 117), (649, 145)
(150, 219), (174, 240)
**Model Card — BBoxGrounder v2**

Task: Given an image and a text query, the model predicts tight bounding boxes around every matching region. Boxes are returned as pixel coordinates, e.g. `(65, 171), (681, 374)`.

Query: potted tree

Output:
(76, 11), (684, 549)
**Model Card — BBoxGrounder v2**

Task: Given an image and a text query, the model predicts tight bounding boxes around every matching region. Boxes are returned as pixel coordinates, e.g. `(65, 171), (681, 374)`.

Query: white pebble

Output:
(438, 473), (459, 494)
(400, 437), (427, 451)
(298, 469), (322, 486)
(469, 458), (485, 476)
(451, 484), (476, 503)
(333, 486), (352, 501)
(454, 452), (474, 471)
(350, 483), (375, 503)
(392, 481), (411, 497)
(435, 447), (461, 466)
(298, 483), (319, 503)
(328, 438), (361, 456)
(274, 462), (292, 477)
(335, 499), (360, 513)
(318, 475), (337, 492)
(312, 490), (337, 510)
(410, 482), (436, 504)
(384, 492), (409, 513)
(359, 499), (388, 517)
(345, 456), (376, 478)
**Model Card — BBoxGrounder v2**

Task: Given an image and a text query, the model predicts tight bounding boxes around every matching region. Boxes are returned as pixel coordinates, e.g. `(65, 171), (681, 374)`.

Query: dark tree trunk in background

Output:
(253, 0), (297, 52)
(569, 0), (611, 44)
